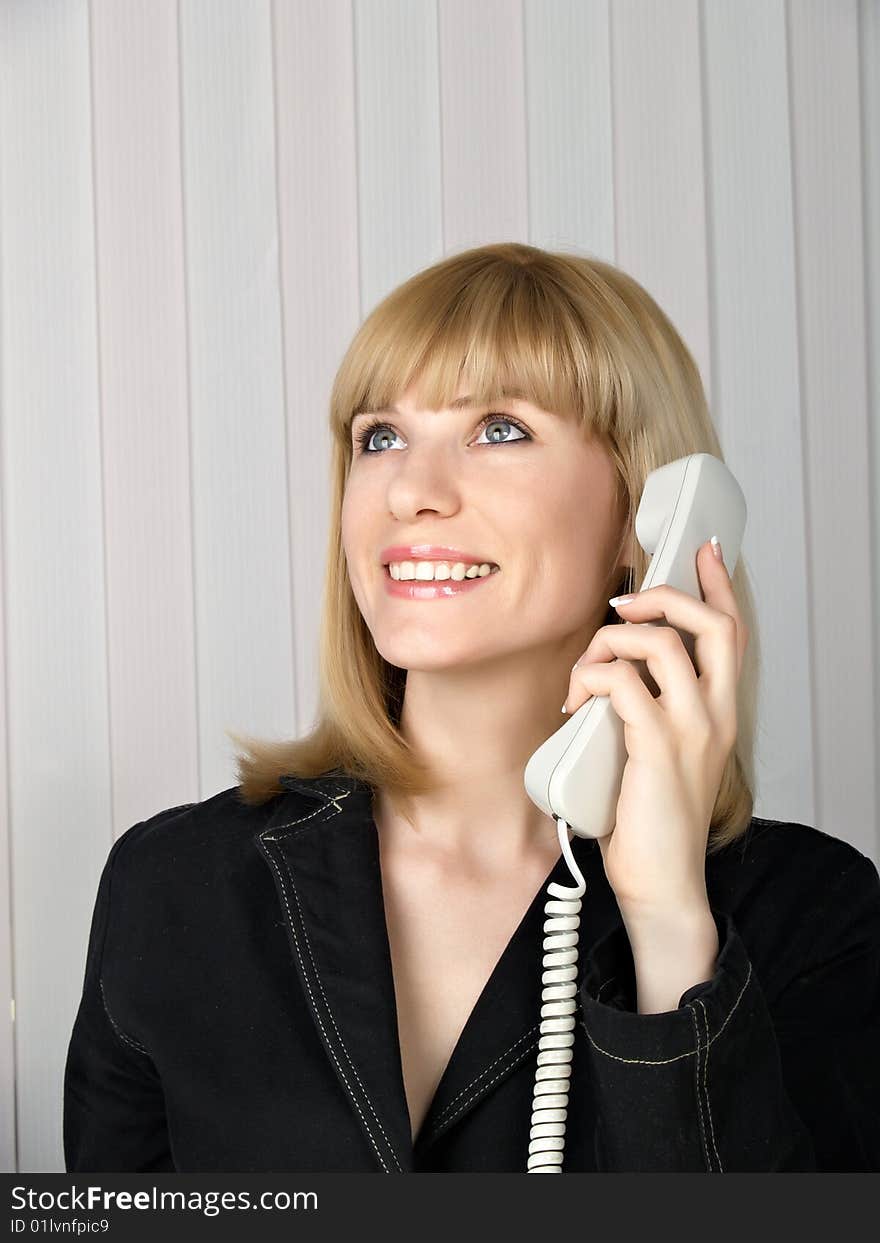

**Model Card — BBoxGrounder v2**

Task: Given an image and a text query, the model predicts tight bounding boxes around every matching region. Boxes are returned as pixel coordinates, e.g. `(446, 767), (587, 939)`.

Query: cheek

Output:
(340, 481), (369, 562)
(517, 499), (617, 603)
(339, 503), (368, 607)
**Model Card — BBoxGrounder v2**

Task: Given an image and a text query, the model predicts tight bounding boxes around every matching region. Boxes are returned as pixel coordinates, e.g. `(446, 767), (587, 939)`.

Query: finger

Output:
(696, 537), (749, 678)
(606, 602), (736, 735)
(562, 658), (663, 735)
(608, 552), (741, 730)
(612, 538), (748, 680)
(571, 620), (706, 724)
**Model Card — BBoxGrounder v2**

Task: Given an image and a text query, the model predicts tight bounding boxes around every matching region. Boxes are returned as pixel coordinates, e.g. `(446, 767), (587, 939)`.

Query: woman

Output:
(64, 243), (880, 1172)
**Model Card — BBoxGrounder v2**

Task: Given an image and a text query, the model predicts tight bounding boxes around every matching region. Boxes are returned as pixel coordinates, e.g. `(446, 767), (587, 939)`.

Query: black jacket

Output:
(63, 770), (880, 1173)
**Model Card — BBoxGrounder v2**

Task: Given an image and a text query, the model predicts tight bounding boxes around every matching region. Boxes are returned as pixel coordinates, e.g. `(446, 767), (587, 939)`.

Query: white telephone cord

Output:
(526, 815), (586, 1173)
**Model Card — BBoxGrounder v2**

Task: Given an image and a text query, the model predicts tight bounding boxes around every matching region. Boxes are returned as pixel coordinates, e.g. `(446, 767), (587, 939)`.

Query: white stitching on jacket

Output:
(688, 1000), (711, 1169)
(432, 1035), (542, 1131)
(578, 959), (752, 1065)
(428, 975), (597, 1137)
(430, 1026), (540, 1129)
(262, 800), (330, 840)
(281, 854), (404, 1170)
(260, 790), (402, 1172)
(260, 845), (395, 1172)
(695, 998), (723, 1170)
(98, 805), (197, 1060)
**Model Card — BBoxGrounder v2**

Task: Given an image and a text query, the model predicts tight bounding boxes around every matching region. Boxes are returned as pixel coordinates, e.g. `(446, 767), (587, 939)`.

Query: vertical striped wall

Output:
(0, 0), (876, 1173)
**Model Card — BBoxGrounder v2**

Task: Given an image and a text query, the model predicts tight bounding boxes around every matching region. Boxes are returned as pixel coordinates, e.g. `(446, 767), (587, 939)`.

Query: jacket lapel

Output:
(254, 772), (413, 1173)
(253, 770), (610, 1172)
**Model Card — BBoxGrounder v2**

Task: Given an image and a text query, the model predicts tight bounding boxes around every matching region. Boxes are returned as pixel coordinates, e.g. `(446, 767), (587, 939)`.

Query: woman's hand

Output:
(563, 537), (749, 923)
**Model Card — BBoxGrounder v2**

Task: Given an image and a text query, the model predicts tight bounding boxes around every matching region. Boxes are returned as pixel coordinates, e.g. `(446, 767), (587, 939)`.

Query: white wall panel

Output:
(862, 0), (880, 823)
(91, 1), (197, 846)
(525, 0), (615, 257)
(610, 0), (713, 394)
(0, 0), (110, 1172)
(0, 0), (875, 1174)
(787, 0), (875, 855)
(438, 0), (528, 251)
(701, 2), (813, 824)
(272, 0), (361, 739)
(353, 0), (443, 312)
(178, 0), (293, 795)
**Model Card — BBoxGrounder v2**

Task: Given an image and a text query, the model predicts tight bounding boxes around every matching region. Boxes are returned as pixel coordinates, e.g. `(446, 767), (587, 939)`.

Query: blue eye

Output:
(353, 414), (531, 455)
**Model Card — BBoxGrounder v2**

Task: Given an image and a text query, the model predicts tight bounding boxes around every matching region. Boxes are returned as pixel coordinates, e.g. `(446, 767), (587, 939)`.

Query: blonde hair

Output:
(229, 242), (760, 856)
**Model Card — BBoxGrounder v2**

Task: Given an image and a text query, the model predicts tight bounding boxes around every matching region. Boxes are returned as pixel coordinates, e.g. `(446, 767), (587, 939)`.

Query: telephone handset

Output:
(521, 452), (747, 1173)
(525, 452), (747, 839)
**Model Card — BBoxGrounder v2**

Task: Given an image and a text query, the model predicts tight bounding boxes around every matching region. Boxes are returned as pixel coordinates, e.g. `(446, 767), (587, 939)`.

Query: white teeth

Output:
(388, 560), (498, 582)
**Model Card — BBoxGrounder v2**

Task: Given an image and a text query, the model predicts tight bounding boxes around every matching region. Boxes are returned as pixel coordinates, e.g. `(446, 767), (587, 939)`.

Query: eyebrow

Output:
(351, 389), (529, 421)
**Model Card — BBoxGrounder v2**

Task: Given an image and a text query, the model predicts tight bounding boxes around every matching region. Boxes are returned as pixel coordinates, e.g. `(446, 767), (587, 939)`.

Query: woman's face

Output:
(341, 382), (628, 673)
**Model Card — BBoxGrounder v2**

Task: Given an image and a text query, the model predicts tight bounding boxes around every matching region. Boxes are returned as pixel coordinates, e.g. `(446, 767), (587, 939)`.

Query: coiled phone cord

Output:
(526, 815), (587, 1173)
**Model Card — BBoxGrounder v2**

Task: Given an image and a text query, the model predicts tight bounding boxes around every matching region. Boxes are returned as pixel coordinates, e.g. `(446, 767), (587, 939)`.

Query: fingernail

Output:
(561, 703), (568, 714)
(609, 593), (634, 607)
(710, 535), (723, 562)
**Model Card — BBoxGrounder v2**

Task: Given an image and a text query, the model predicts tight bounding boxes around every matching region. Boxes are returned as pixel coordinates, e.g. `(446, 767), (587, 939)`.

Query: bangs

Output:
(331, 247), (623, 445)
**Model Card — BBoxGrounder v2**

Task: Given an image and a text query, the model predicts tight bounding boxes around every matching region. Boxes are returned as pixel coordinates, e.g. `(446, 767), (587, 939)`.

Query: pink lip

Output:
(380, 545), (497, 567)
